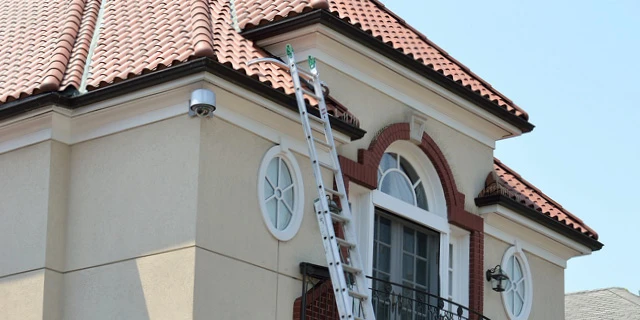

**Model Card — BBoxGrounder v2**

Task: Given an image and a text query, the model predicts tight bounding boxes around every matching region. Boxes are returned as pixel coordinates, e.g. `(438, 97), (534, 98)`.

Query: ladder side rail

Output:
(287, 54), (355, 319)
(310, 70), (376, 320)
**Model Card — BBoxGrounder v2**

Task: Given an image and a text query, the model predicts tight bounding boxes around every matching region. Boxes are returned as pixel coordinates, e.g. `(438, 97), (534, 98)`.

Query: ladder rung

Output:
(313, 137), (332, 149)
(330, 212), (350, 224)
(348, 290), (368, 301)
(324, 187), (345, 198)
(336, 238), (356, 248)
(302, 88), (322, 100)
(342, 263), (362, 275)
(307, 113), (327, 124)
(318, 160), (338, 173)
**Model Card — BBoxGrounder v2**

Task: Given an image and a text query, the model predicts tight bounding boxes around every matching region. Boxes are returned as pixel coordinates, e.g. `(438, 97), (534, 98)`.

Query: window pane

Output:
(403, 253), (414, 281)
(379, 217), (391, 244)
(380, 171), (415, 205)
(264, 178), (274, 198)
(278, 201), (292, 230)
(416, 259), (427, 285)
(414, 182), (429, 211)
(267, 158), (279, 185)
(279, 159), (292, 187)
(379, 245), (391, 273)
(266, 198), (277, 225)
(403, 227), (415, 253)
(417, 232), (427, 258)
(399, 156), (420, 184)
(514, 258), (523, 281)
(283, 188), (294, 208)
(514, 293), (523, 315)
(379, 153), (398, 174)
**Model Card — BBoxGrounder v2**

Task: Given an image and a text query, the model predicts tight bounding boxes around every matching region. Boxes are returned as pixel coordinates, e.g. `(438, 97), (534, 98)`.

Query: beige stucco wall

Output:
(63, 248), (195, 320)
(0, 142), (52, 277)
(65, 116), (200, 270)
(484, 235), (565, 320)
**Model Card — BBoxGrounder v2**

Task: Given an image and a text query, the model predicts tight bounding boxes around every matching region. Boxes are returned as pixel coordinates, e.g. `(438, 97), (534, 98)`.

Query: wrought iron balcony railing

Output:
(369, 276), (489, 320)
(296, 262), (490, 320)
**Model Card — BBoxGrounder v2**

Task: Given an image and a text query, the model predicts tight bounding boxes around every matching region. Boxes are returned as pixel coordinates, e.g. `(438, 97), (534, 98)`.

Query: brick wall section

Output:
(469, 230), (485, 318)
(293, 280), (339, 320)
(338, 122), (485, 312)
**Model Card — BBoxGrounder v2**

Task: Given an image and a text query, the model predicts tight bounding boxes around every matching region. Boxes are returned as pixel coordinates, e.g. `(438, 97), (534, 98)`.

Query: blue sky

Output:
(384, 1), (639, 293)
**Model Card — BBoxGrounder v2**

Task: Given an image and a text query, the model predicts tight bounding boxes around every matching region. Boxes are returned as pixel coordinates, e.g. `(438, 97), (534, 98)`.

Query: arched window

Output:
(378, 152), (428, 211)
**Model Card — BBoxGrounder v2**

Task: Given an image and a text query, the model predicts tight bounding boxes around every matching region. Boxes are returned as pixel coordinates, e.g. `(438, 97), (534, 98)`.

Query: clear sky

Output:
(384, 1), (639, 293)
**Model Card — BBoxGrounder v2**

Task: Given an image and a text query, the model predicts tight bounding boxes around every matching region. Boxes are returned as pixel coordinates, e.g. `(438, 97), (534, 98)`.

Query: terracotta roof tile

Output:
(0, 0), (85, 103)
(1, 0), (522, 127)
(235, 0), (528, 120)
(61, 0), (102, 91)
(478, 158), (598, 240)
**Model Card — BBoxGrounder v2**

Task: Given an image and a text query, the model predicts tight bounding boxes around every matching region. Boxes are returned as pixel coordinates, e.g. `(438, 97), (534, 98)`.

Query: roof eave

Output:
(475, 194), (603, 251)
(0, 57), (366, 140)
(242, 10), (535, 134)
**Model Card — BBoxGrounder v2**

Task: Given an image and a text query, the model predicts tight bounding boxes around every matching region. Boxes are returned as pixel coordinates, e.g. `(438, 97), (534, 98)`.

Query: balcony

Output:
(295, 263), (489, 320)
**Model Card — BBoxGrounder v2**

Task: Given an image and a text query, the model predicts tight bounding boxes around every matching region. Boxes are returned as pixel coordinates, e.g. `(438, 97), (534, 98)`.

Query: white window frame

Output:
(501, 243), (533, 320)
(257, 145), (305, 241)
(352, 141), (469, 302)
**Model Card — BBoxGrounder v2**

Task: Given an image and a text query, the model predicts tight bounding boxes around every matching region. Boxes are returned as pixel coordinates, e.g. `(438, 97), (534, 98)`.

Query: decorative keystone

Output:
(409, 112), (428, 145)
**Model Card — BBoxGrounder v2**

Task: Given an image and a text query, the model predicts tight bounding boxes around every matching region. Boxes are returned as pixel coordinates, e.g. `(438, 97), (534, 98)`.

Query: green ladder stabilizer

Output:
(249, 45), (375, 320)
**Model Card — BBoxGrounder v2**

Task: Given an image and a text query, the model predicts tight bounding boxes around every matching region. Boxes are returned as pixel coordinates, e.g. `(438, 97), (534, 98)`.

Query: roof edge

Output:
(0, 57), (366, 140)
(475, 194), (603, 251)
(493, 158), (597, 236)
(242, 10), (534, 133)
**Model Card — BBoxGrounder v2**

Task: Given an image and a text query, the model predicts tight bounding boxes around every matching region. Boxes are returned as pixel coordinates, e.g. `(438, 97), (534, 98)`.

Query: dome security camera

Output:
(189, 89), (216, 118)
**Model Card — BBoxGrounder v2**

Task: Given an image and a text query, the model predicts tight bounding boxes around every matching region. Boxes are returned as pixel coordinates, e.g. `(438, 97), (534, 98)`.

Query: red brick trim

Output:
(339, 122), (484, 313)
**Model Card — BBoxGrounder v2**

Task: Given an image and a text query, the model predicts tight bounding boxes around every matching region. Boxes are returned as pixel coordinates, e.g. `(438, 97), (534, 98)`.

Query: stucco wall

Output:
(63, 248), (195, 320)
(0, 142), (52, 277)
(194, 116), (331, 318)
(318, 62), (493, 214)
(65, 116), (200, 270)
(484, 235), (565, 320)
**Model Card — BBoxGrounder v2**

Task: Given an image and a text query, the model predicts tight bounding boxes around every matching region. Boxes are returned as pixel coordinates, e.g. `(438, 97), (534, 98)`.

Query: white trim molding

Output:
(480, 204), (592, 255)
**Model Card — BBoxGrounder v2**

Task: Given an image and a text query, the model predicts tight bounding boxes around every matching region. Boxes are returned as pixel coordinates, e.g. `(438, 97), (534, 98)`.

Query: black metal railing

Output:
(297, 263), (490, 320)
(369, 276), (490, 320)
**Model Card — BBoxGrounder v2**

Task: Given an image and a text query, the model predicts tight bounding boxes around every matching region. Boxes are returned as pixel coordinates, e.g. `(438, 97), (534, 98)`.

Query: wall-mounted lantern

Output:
(486, 264), (509, 292)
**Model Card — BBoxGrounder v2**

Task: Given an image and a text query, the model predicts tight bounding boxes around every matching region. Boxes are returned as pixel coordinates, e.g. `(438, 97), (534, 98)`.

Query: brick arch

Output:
(339, 122), (481, 231)
(339, 122), (485, 315)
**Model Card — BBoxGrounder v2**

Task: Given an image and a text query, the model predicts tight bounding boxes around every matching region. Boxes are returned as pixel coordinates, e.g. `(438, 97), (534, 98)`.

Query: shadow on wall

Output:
(63, 259), (151, 320)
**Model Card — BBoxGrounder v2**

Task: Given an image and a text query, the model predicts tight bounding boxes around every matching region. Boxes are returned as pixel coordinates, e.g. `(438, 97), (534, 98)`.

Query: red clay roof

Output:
(479, 158), (598, 240)
(236, 0), (528, 120)
(0, 0), (354, 123)
(0, 0), (527, 126)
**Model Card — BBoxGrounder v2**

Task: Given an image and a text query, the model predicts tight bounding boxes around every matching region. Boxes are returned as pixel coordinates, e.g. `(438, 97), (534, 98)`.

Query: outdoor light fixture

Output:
(486, 264), (509, 292)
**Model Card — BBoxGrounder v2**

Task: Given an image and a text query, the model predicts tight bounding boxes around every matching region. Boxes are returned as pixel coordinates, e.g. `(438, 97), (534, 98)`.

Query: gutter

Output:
(0, 57), (366, 140)
(475, 194), (604, 251)
(242, 10), (535, 134)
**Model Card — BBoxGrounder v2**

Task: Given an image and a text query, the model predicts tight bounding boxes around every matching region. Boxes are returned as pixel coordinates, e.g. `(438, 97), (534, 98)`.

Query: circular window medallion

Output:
(501, 244), (533, 320)
(258, 146), (304, 241)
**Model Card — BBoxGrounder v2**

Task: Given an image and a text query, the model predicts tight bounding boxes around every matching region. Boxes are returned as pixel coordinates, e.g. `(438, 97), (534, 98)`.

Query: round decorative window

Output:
(378, 152), (428, 210)
(258, 146), (304, 241)
(501, 245), (533, 320)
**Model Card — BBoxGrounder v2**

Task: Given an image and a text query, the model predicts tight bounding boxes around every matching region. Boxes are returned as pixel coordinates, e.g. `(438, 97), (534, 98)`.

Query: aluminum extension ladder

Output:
(248, 45), (375, 320)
